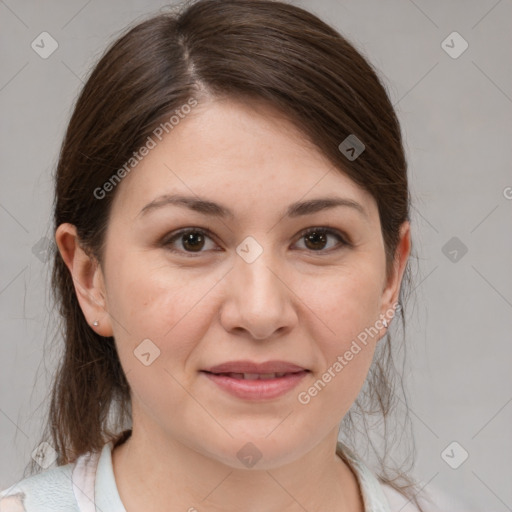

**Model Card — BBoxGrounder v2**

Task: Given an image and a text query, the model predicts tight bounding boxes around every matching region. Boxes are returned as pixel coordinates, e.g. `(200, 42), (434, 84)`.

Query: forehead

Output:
(109, 97), (377, 222)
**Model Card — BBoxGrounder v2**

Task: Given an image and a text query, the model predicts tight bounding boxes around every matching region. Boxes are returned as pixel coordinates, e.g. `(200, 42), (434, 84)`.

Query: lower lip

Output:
(201, 371), (308, 400)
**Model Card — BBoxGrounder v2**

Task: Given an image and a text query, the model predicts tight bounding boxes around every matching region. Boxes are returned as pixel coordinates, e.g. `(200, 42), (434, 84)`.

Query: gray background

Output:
(1, 0), (511, 509)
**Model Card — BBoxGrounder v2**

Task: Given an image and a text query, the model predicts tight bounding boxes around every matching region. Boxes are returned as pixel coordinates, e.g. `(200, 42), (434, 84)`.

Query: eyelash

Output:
(161, 226), (351, 257)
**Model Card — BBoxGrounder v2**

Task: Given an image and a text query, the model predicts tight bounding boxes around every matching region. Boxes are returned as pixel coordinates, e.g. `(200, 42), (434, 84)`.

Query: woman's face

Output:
(69, 96), (409, 468)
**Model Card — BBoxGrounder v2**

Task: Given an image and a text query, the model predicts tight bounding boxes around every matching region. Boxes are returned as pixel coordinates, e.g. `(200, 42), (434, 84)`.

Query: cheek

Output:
(105, 257), (220, 421)
(105, 252), (223, 367)
(298, 260), (384, 400)
(305, 260), (384, 346)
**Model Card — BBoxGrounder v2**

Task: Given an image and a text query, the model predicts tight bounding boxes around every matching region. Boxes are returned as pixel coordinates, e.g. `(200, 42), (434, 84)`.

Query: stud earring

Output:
(92, 320), (99, 327)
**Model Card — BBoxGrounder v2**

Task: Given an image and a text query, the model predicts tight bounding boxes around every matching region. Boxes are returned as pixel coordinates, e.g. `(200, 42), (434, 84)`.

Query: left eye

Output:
(294, 227), (348, 252)
(162, 227), (348, 255)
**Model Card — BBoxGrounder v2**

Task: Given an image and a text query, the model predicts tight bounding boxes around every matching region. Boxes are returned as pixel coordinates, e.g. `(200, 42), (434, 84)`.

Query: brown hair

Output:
(27, 0), (423, 508)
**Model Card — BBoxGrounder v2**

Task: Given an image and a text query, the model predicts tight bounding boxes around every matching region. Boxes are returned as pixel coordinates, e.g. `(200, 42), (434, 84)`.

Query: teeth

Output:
(244, 373), (262, 379)
(222, 372), (289, 380)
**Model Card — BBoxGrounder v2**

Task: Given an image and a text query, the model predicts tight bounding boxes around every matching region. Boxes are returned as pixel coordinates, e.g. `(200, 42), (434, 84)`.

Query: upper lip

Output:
(202, 360), (308, 374)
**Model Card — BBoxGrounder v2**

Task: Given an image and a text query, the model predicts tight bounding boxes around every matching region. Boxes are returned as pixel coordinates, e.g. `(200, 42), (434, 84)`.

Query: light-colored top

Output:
(0, 440), (459, 511)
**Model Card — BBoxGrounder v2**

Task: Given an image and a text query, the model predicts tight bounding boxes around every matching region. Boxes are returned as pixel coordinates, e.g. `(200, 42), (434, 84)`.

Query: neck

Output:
(111, 426), (364, 512)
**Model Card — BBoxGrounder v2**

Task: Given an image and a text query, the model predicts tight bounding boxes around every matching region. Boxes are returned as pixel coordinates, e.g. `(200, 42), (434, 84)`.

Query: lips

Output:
(200, 360), (309, 400)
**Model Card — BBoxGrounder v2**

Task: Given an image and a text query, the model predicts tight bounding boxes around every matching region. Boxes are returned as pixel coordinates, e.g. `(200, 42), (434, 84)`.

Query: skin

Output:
(0, 495), (26, 512)
(56, 96), (410, 512)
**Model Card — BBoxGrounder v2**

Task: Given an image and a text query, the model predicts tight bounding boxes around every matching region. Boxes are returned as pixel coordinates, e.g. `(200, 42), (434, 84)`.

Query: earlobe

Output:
(54, 223), (113, 337)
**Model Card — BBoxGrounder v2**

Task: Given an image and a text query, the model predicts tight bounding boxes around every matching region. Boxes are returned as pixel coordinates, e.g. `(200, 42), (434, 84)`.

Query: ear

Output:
(54, 223), (113, 337)
(379, 220), (411, 327)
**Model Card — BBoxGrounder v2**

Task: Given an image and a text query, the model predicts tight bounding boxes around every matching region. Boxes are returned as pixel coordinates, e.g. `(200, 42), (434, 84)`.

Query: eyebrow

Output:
(138, 193), (367, 219)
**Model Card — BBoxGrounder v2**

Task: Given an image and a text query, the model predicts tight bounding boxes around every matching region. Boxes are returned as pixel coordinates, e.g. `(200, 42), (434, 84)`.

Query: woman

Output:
(1, 1), (458, 510)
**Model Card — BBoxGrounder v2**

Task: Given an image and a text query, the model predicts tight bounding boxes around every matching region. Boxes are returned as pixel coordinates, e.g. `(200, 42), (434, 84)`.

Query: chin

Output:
(199, 432), (310, 470)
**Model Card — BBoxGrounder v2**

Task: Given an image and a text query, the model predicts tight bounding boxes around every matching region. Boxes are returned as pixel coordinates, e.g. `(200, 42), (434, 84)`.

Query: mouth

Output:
(201, 371), (307, 380)
(202, 360), (309, 375)
(200, 361), (310, 400)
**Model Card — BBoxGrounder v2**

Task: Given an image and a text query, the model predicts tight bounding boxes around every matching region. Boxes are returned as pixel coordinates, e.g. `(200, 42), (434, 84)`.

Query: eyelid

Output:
(297, 226), (351, 245)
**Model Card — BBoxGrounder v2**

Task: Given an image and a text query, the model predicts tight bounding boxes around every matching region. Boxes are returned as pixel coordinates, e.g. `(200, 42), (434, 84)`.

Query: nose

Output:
(219, 247), (298, 340)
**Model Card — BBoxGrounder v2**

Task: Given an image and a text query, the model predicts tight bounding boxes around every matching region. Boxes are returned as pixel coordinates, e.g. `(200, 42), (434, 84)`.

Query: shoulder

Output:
(380, 481), (473, 512)
(381, 483), (429, 512)
(336, 441), (472, 512)
(0, 462), (78, 511)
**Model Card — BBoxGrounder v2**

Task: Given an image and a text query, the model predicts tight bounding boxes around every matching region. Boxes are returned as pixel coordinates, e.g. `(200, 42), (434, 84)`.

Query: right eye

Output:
(162, 227), (220, 256)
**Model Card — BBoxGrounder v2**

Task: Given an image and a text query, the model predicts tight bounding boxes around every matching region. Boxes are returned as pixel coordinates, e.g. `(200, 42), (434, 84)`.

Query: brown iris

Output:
(303, 230), (328, 251)
(182, 231), (206, 252)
